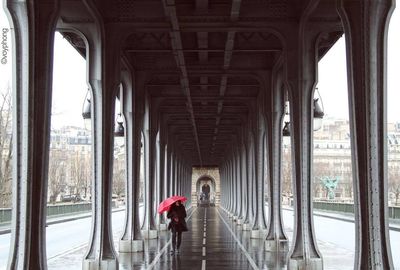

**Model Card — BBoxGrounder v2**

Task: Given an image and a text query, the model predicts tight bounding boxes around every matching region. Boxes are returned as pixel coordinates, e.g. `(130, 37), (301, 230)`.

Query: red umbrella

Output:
(157, 195), (187, 214)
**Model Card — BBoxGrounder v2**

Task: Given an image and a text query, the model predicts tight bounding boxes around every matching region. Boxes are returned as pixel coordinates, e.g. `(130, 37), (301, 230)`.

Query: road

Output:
(1, 208), (400, 269)
(282, 209), (400, 269)
(0, 210), (127, 269)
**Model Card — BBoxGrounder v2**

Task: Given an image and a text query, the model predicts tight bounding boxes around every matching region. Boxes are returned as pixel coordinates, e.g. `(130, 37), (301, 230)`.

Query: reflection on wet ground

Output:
(48, 206), (354, 270)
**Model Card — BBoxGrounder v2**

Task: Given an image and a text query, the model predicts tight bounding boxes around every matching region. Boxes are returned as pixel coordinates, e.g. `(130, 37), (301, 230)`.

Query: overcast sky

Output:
(1, 7), (399, 127)
(318, 5), (400, 122)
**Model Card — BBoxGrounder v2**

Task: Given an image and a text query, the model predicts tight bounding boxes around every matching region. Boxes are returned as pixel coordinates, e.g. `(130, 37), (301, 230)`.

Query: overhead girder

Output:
(58, 0), (342, 167)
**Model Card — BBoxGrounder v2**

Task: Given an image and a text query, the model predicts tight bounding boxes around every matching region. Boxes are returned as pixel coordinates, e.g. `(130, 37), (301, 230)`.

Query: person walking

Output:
(167, 200), (187, 255)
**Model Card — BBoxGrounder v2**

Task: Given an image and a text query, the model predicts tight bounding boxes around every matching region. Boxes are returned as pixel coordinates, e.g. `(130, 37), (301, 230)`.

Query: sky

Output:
(317, 6), (400, 122)
(1, 6), (400, 126)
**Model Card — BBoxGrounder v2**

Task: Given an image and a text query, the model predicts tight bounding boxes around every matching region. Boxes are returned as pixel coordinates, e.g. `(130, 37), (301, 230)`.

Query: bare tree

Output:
(69, 149), (91, 198)
(0, 88), (12, 208)
(281, 147), (292, 197)
(388, 164), (400, 205)
(48, 149), (67, 203)
(113, 154), (125, 198)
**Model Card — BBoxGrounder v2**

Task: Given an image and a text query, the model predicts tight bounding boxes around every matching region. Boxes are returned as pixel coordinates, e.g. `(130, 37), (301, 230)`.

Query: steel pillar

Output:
(142, 95), (158, 239)
(241, 142), (251, 230)
(285, 22), (323, 270)
(82, 25), (121, 270)
(6, 1), (59, 268)
(236, 147), (243, 222)
(264, 67), (289, 252)
(157, 137), (167, 230)
(338, 1), (395, 269)
(119, 70), (144, 253)
(250, 126), (262, 238)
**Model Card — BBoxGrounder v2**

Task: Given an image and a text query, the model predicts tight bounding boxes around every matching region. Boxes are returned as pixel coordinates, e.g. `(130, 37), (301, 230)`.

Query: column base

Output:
(264, 239), (289, 252)
(236, 218), (243, 225)
(119, 252), (144, 266)
(264, 250), (288, 268)
(251, 229), (263, 238)
(83, 258), (118, 270)
(119, 239), (144, 253)
(242, 223), (251, 230)
(141, 229), (158, 239)
(159, 223), (168, 231)
(288, 257), (323, 270)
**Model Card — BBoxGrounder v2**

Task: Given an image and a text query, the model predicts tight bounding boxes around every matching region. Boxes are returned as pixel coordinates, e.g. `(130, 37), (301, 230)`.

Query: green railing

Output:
(0, 202), (92, 224)
(313, 201), (355, 214)
(0, 208), (12, 224)
(46, 202), (92, 217)
(313, 201), (400, 219)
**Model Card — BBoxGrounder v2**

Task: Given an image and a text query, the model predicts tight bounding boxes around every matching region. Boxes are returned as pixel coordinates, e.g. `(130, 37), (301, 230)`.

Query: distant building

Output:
(50, 126), (91, 150)
(283, 117), (400, 204)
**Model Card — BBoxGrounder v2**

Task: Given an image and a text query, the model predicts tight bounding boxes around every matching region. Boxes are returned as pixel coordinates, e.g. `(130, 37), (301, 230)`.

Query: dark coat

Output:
(167, 203), (187, 232)
(202, 184), (210, 194)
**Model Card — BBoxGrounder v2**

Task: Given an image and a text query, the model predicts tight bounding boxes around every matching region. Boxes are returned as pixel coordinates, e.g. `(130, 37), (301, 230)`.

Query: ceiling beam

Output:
(161, 0), (203, 165)
(125, 48), (281, 53)
(195, 0), (208, 13)
(147, 83), (259, 87)
(211, 0), (242, 155)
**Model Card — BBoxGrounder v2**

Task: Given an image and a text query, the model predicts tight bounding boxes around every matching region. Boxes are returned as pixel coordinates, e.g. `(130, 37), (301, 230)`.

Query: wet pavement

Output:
(47, 206), (356, 270)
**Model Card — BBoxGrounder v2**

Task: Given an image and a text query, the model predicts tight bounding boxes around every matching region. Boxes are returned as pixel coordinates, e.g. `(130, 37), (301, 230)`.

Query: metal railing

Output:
(0, 202), (94, 224)
(313, 201), (400, 219)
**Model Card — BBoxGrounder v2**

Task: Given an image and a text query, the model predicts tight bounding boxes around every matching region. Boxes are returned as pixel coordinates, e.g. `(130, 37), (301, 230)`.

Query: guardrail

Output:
(313, 201), (400, 219)
(0, 202), (112, 224)
(0, 208), (11, 224)
(46, 202), (92, 217)
(313, 201), (354, 214)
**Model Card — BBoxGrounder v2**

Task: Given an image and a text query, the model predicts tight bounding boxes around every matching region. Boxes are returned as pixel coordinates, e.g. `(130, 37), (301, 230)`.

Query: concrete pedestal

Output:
(141, 229), (158, 239)
(242, 223), (251, 231)
(251, 229), (262, 239)
(119, 239), (144, 252)
(264, 239), (289, 252)
(83, 259), (118, 270)
(288, 258), (323, 270)
(264, 251), (288, 269)
(119, 252), (144, 265)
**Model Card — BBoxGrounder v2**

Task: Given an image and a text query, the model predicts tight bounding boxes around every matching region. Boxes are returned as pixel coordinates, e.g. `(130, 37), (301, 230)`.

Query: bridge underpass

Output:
(2, 203), (400, 269)
(3, 0), (396, 269)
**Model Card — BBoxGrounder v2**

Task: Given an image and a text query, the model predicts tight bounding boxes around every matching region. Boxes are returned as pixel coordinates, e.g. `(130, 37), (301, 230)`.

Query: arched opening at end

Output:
(191, 167), (220, 208)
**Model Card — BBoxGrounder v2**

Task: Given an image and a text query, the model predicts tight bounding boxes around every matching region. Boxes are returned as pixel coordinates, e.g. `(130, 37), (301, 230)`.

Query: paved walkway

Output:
(47, 206), (356, 270)
(120, 207), (264, 270)
(49, 207), (258, 269)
